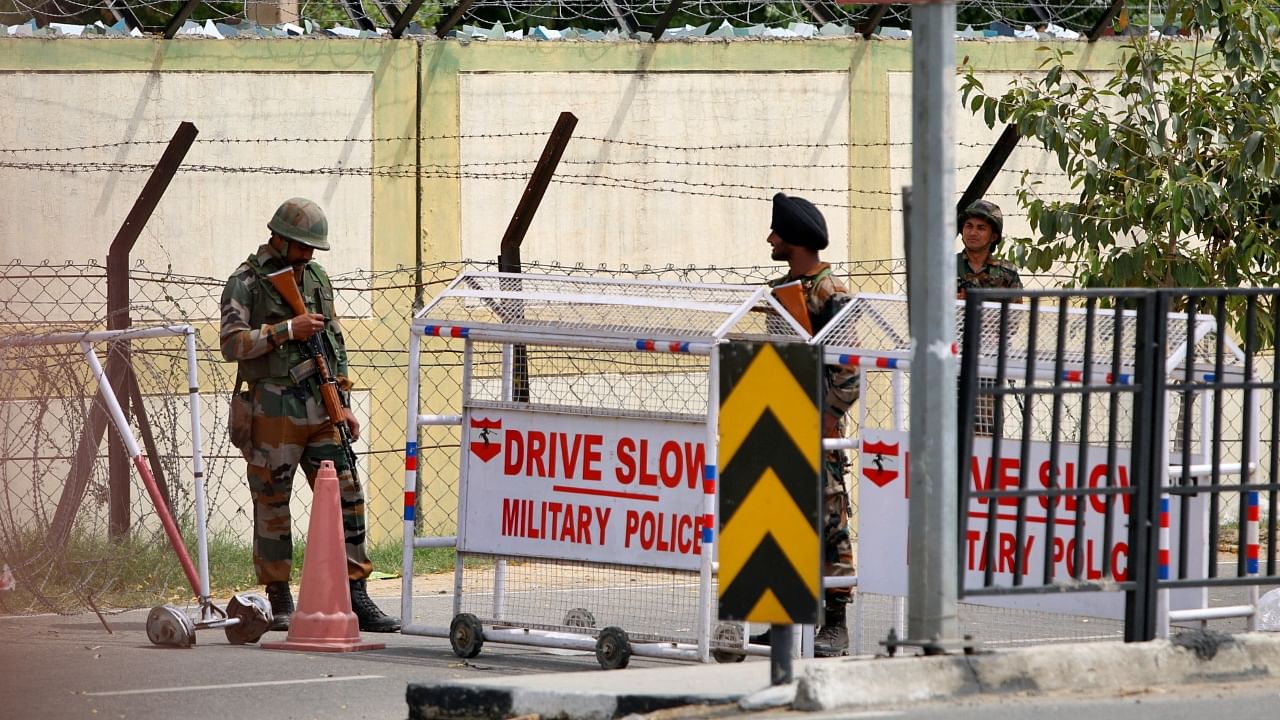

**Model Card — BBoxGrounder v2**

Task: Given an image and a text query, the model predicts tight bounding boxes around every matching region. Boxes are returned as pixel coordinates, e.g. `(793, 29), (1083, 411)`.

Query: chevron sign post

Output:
(717, 341), (822, 628)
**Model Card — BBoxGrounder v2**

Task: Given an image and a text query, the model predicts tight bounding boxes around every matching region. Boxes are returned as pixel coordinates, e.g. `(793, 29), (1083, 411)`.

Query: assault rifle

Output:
(266, 267), (359, 477)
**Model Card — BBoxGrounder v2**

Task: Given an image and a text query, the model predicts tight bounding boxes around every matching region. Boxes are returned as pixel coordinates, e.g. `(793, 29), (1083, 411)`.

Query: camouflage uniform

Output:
(956, 252), (1023, 295)
(220, 242), (372, 585)
(768, 262), (858, 603)
(957, 252), (1023, 436)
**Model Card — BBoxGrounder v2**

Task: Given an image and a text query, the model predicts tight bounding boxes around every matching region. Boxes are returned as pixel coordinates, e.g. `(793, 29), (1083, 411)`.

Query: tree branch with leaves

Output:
(961, 0), (1280, 343)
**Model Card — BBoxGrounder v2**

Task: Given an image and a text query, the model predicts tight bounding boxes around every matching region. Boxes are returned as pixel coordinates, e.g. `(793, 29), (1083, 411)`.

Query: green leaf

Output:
(1245, 130), (1264, 160)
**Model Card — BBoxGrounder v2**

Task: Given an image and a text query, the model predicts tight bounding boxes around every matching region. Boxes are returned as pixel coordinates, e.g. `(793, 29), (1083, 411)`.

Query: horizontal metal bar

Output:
(1168, 605), (1255, 622)
(478, 627), (704, 662)
(446, 288), (745, 315)
(968, 288), (1173, 301)
(482, 628), (597, 650)
(969, 485), (1133, 500)
(1158, 576), (1280, 589)
(400, 623), (450, 637)
(414, 326), (718, 355)
(0, 325), (194, 347)
(822, 438), (858, 451)
(824, 576), (858, 589)
(1167, 462), (1252, 479)
(417, 414), (462, 426)
(963, 580), (1133, 596)
(1163, 482), (1280, 496)
(412, 536), (457, 549)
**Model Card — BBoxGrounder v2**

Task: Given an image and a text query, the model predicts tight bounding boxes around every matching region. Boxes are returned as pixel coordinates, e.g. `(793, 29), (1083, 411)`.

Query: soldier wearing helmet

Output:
(957, 199), (1022, 296)
(957, 199), (1023, 437)
(219, 198), (399, 634)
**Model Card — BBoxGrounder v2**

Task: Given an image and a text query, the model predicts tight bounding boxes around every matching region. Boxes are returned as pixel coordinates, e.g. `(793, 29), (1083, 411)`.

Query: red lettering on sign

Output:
(616, 437), (637, 484)
(638, 440), (659, 486)
(500, 498), (613, 544)
(527, 431), (547, 477)
(621, 509), (701, 555)
(970, 456), (1022, 506)
(1087, 463), (1131, 515)
(583, 434), (603, 480)
(504, 430), (524, 475)
(965, 530), (1033, 575)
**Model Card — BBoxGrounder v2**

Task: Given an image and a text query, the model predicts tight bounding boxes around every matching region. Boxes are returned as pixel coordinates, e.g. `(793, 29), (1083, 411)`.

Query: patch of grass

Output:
(2, 523), (490, 613)
(204, 537), (488, 595)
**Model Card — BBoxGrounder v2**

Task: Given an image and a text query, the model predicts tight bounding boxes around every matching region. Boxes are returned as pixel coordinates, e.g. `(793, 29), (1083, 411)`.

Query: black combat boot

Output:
(349, 578), (400, 632)
(265, 581), (294, 632)
(814, 603), (849, 658)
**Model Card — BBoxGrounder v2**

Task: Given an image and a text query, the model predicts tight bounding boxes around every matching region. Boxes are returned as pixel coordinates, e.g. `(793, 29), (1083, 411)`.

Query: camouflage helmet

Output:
(267, 197), (329, 251)
(960, 199), (1003, 241)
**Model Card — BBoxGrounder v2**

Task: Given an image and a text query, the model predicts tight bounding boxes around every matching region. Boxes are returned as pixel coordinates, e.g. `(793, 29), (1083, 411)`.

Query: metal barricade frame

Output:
(398, 271), (808, 666)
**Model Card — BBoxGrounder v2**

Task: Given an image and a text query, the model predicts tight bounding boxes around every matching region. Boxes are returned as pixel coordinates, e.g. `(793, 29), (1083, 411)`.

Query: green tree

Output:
(961, 0), (1280, 343)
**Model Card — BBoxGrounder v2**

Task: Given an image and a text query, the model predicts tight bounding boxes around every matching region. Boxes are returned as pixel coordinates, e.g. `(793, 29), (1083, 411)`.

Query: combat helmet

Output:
(268, 197), (329, 251)
(959, 199), (1003, 242)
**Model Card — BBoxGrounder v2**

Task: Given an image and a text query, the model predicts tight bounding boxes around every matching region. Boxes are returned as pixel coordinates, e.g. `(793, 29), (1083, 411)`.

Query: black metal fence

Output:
(959, 287), (1280, 642)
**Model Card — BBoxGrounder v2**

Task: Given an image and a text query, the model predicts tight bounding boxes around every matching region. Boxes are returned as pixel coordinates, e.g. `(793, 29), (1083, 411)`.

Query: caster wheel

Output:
(595, 626), (631, 670)
(450, 613), (484, 659)
(146, 605), (195, 648)
(711, 622), (746, 663)
(225, 593), (272, 645)
(563, 607), (596, 630)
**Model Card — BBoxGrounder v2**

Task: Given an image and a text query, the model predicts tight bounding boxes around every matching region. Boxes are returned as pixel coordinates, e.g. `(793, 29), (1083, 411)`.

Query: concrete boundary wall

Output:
(0, 38), (1142, 545)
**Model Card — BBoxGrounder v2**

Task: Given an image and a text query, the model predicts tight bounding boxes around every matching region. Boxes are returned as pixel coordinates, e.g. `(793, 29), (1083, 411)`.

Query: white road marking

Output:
(83, 675), (384, 697)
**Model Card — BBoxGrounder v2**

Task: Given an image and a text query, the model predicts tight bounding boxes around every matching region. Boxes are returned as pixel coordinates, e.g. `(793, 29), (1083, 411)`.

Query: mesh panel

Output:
(417, 272), (801, 343)
(455, 556), (704, 645)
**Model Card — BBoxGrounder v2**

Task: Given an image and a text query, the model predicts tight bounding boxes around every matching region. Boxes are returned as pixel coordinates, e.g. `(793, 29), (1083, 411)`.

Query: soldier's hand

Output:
(341, 407), (361, 442)
(291, 312), (327, 341)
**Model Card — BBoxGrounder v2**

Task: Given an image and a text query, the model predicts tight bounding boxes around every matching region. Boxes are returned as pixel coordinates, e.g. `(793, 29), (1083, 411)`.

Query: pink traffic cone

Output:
(262, 460), (384, 653)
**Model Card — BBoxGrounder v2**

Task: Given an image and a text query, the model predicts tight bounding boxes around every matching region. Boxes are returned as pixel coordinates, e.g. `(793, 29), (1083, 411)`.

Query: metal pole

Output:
(184, 329), (211, 603)
(906, 0), (959, 652)
(402, 330), (422, 626)
(769, 623), (793, 685)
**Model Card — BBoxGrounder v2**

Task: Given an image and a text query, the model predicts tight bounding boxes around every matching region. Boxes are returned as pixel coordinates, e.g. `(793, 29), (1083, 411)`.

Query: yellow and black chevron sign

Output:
(717, 341), (822, 625)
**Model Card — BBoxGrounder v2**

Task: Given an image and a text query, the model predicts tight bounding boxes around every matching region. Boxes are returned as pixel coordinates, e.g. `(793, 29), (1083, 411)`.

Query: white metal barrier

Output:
(400, 272), (827, 667)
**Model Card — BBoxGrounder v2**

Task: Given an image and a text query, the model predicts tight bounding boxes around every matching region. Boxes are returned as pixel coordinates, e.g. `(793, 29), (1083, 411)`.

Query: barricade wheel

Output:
(711, 622), (746, 663)
(146, 605), (195, 648)
(224, 593), (272, 645)
(563, 607), (596, 629)
(450, 613), (484, 658)
(595, 626), (631, 670)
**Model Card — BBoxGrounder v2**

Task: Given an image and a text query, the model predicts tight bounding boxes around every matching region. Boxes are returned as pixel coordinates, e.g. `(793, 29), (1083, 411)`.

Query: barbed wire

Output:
(3, 0), (1171, 35)
(0, 134), (1008, 154)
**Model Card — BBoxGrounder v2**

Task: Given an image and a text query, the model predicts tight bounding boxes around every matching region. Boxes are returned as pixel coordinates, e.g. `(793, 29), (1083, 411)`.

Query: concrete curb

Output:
(405, 632), (1280, 719)
(794, 631), (1280, 711)
(407, 661), (758, 720)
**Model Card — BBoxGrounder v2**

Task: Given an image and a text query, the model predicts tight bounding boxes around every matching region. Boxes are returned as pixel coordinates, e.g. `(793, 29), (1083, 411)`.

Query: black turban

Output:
(771, 192), (828, 250)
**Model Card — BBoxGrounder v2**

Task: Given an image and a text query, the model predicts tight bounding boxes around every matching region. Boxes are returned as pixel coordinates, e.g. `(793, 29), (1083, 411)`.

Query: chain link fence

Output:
(8, 256), (1256, 630)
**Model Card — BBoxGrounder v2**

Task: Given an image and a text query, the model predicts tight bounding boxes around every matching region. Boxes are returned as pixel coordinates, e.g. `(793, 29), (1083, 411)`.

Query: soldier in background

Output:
(219, 197), (399, 633)
(957, 199), (1022, 296)
(759, 192), (859, 657)
(957, 199), (1023, 436)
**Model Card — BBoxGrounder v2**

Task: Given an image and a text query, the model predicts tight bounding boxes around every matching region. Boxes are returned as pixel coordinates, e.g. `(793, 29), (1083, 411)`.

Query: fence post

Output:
(1124, 290), (1166, 642)
(104, 121), (199, 539)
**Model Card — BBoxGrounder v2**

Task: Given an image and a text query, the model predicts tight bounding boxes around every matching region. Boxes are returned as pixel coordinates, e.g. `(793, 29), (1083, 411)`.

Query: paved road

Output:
(0, 600), (687, 720)
(3, 573), (1274, 720)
